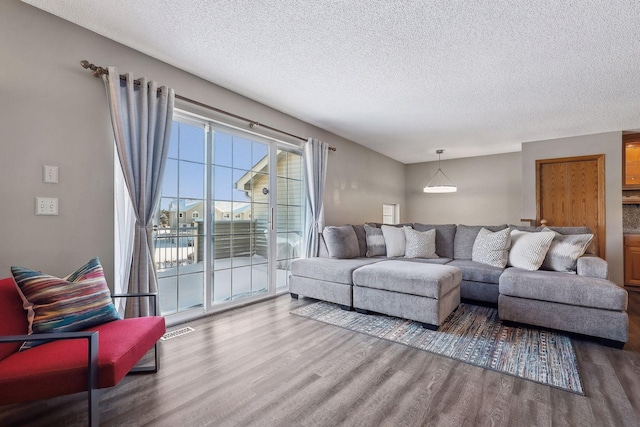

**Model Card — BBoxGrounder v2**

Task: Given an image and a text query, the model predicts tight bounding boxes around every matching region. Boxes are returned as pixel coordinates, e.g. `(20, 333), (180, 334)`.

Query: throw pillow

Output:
(541, 227), (594, 272)
(404, 227), (438, 259)
(322, 225), (360, 259)
(471, 227), (511, 268)
(12, 257), (121, 350)
(364, 224), (386, 257)
(381, 225), (406, 257)
(507, 230), (555, 271)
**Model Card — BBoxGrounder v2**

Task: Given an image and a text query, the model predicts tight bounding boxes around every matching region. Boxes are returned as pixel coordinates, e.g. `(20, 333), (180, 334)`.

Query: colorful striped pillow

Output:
(11, 257), (120, 350)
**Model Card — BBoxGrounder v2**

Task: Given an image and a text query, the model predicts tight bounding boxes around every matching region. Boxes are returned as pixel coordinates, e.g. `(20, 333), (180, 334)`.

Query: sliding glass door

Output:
(154, 112), (304, 321)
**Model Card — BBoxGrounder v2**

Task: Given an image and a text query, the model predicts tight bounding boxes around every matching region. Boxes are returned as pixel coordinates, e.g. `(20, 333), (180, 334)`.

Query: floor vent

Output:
(161, 326), (195, 341)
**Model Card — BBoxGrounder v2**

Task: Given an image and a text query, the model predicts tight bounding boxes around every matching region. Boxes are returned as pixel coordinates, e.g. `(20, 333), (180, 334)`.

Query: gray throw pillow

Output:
(541, 227), (594, 272)
(471, 227), (511, 268)
(381, 225), (406, 257)
(364, 224), (386, 257)
(454, 224), (508, 260)
(404, 227), (438, 259)
(322, 225), (360, 259)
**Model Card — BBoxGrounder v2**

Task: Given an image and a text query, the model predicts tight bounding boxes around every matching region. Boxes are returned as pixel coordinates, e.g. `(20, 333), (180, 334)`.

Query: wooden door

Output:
(536, 155), (605, 257)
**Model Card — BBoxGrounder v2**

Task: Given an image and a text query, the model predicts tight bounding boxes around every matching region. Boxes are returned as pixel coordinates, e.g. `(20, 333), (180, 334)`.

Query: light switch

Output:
(43, 165), (58, 184)
(35, 197), (58, 215)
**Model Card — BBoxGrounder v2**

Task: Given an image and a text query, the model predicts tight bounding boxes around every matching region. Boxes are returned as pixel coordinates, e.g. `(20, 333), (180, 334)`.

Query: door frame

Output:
(535, 154), (606, 258)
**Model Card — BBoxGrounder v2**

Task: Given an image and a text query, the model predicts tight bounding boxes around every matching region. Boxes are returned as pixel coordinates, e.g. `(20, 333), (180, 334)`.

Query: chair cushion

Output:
(0, 316), (165, 405)
(499, 268), (627, 311)
(11, 258), (120, 350)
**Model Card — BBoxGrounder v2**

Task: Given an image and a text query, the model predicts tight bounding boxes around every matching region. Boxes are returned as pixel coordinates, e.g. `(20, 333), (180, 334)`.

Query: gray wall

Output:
(0, 1), (405, 283)
(405, 152), (522, 225)
(521, 132), (623, 285)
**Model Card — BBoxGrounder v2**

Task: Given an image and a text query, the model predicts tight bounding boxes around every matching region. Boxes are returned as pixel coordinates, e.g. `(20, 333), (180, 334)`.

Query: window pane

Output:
(232, 266), (252, 300)
(162, 159), (178, 198)
(158, 276), (177, 315)
(233, 169), (252, 202)
(252, 172), (269, 204)
(252, 142), (269, 171)
(213, 269), (231, 303)
(213, 166), (233, 201)
(277, 177), (287, 205)
(213, 132), (232, 167)
(167, 125), (179, 159)
(232, 137), (252, 170)
(179, 123), (205, 163)
(179, 161), (205, 199)
(178, 272), (203, 311)
(252, 264), (268, 295)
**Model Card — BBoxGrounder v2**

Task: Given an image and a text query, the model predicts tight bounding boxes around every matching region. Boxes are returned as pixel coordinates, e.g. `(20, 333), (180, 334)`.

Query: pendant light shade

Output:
(423, 149), (457, 193)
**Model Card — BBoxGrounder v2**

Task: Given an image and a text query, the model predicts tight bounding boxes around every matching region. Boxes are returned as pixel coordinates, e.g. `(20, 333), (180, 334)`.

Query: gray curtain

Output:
(103, 67), (174, 316)
(303, 138), (329, 258)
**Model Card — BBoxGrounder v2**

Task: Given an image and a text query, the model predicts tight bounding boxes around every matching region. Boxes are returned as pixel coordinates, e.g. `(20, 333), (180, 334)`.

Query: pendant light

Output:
(423, 149), (457, 193)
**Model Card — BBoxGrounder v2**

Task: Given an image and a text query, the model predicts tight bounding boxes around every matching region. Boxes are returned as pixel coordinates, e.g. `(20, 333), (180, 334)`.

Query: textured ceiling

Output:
(23, 0), (640, 164)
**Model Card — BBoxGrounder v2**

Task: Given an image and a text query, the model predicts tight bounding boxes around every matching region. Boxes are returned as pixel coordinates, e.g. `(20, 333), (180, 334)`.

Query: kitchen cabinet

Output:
(624, 234), (640, 287)
(623, 133), (640, 189)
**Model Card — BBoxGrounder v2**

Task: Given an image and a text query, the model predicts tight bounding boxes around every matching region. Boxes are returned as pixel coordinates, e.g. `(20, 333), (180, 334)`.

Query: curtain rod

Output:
(80, 60), (336, 152)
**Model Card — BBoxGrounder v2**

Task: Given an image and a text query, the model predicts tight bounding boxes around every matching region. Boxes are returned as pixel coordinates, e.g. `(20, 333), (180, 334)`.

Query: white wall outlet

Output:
(35, 197), (58, 215)
(43, 165), (58, 184)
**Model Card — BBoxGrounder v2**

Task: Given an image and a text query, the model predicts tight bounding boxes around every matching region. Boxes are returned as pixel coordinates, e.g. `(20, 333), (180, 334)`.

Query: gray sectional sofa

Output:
(289, 223), (629, 347)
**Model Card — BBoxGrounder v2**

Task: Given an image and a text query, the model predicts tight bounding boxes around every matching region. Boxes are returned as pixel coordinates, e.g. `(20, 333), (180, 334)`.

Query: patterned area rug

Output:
(291, 301), (584, 395)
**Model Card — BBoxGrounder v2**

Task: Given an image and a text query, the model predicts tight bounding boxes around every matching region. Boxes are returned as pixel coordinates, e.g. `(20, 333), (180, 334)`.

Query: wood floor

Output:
(2, 291), (640, 426)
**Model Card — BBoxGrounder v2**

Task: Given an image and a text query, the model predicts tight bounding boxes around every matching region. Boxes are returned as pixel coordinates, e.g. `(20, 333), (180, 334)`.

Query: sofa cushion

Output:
(0, 316), (165, 405)
(499, 268), (627, 311)
(381, 225), (406, 257)
(0, 278), (28, 362)
(322, 225), (360, 259)
(404, 227), (438, 259)
(364, 224), (386, 257)
(507, 230), (555, 271)
(454, 224), (508, 260)
(541, 227), (593, 272)
(471, 228), (511, 268)
(290, 257), (380, 285)
(11, 258), (120, 350)
(413, 223), (457, 259)
(352, 260), (462, 299)
(447, 259), (505, 284)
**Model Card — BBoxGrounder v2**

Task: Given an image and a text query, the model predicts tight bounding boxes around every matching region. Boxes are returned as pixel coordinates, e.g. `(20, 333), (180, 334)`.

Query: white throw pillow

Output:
(381, 225), (406, 257)
(471, 228), (511, 268)
(404, 227), (438, 259)
(541, 227), (594, 272)
(508, 230), (555, 271)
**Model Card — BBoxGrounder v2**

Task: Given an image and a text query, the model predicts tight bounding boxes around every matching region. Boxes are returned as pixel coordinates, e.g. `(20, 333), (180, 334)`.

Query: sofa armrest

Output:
(577, 255), (608, 280)
(112, 293), (158, 316)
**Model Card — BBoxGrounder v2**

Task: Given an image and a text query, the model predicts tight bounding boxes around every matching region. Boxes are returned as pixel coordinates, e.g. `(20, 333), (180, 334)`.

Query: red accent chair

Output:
(0, 276), (165, 426)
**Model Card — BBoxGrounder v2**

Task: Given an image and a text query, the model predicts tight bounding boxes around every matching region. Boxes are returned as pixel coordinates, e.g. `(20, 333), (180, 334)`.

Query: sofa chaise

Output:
(290, 223), (628, 347)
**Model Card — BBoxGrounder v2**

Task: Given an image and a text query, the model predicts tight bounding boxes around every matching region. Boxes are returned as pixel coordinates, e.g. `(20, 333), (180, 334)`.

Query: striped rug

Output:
(291, 301), (584, 395)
